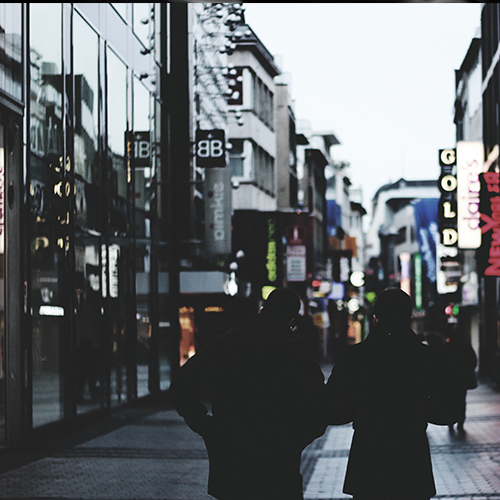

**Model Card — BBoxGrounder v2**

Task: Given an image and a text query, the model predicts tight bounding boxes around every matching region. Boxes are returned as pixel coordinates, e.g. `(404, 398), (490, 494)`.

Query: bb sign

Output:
(195, 129), (226, 168)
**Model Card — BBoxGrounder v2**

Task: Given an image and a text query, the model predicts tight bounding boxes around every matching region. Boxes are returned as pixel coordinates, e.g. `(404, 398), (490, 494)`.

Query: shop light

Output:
(39, 305), (64, 316)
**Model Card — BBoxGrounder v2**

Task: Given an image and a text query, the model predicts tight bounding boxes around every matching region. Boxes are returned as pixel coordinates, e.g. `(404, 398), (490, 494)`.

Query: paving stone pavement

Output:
(0, 377), (498, 500)
(303, 380), (500, 500)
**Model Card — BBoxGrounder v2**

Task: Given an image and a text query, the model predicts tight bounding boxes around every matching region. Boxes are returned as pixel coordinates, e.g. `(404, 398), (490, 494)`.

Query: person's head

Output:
(260, 287), (301, 325)
(373, 287), (412, 330)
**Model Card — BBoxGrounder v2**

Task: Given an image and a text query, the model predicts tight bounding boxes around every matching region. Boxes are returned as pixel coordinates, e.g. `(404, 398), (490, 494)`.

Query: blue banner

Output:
(413, 199), (439, 284)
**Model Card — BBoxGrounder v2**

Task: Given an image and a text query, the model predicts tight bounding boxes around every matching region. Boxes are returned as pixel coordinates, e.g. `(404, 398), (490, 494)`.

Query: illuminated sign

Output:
(414, 253), (422, 310)
(478, 172), (500, 276)
(456, 141), (485, 249)
(438, 148), (458, 246)
(266, 217), (278, 283)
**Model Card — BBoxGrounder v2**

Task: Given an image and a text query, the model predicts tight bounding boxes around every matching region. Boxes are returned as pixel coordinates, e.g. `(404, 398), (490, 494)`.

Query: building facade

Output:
(365, 179), (440, 333)
(0, 3), (166, 448)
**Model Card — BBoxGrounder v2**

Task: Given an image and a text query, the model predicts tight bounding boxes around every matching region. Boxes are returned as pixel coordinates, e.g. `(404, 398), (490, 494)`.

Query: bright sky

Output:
(244, 3), (482, 213)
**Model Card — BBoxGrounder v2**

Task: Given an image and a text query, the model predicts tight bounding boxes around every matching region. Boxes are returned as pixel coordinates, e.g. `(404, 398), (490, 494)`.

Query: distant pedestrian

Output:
(168, 288), (327, 500)
(444, 324), (478, 433)
(324, 287), (457, 500)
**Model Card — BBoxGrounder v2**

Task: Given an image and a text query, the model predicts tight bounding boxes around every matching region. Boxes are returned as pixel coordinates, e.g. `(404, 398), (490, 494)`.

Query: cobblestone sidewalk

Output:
(302, 381), (500, 500)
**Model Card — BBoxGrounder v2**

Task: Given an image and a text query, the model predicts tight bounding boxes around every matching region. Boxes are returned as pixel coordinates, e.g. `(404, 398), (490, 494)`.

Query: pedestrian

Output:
(444, 324), (478, 433)
(168, 287), (327, 500)
(324, 287), (457, 500)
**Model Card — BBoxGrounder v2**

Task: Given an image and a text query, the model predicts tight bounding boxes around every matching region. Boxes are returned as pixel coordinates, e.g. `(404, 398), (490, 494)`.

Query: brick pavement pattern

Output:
(0, 379), (498, 500)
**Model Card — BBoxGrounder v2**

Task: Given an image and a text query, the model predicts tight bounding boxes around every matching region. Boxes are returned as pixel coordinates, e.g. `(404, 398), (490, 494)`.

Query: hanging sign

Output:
(196, 129), (226, 168)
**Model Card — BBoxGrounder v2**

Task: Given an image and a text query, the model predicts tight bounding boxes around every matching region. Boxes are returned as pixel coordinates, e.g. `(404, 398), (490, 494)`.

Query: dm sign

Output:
(195, 129), (226, 168)
(478, 171), (500, 276)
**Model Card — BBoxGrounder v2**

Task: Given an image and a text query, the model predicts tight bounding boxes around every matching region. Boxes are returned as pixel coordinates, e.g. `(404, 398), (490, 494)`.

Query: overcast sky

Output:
(244, 3), (482, 213)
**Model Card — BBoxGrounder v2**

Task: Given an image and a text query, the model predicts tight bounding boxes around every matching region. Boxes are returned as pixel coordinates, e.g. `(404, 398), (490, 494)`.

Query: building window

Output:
(29, 2), (65, 428)
(229, 139), (244, 177)
(250, 70), (274, 129)
(0, 3), (22, 101)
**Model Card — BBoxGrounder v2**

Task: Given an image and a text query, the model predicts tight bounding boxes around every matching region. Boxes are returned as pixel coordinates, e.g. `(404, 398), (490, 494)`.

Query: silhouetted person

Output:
(168, 288), (327, 500)
(444, 324), (478, 433)
(324, 288), (457, 500)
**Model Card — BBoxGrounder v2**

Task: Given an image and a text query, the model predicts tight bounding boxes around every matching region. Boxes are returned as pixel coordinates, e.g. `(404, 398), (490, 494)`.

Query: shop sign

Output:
(266, 216), (278, 284)
(286, 245), (306, 282)
(204, 167), (232, 255)
(286, 225), (306, 282)
(438, 148), (457, 246)
(457, 141), (484, 249)
(478, 171), (500, 276)
(195, 129), (226, 168)
(125, 131), (151, 168)
(414, 253), (423, 310)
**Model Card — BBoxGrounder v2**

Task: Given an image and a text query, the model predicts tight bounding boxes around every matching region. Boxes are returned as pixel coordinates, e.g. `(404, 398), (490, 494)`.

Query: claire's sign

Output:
(478, 171), (500, 276)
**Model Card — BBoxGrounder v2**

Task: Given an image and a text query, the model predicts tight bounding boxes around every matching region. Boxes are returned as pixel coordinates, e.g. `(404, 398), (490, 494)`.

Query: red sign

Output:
(479, 172), (500, 276)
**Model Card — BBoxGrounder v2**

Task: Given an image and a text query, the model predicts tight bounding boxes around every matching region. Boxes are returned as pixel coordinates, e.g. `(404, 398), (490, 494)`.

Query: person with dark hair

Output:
(324, 287), (457, 500)
(168, 287), (326, 500)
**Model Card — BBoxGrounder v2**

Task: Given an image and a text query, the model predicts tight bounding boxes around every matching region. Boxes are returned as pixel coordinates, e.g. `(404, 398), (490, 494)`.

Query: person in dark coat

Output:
(443, 324), (478, 433)
(168, 288), (327, 500)
(324, 288), (457, 500)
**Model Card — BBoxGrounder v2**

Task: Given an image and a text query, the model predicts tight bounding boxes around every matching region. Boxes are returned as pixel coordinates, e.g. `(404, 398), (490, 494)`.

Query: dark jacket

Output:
(168, 312), (327, 500)
(324, 325), (457, 499)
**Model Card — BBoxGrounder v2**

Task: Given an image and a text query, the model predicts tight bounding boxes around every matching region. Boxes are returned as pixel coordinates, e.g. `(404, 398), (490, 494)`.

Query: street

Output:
(0, 373), (499, 500)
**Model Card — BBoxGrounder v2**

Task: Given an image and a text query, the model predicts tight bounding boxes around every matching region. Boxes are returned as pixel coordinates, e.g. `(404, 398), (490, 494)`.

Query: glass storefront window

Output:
(134, 76), (151, 397)
(0, 4), (22, 101)
(73, 12), (103, 414)
(106, 47), (130, 406)
(107, 48), (128, 201)
(0, 124), (5, 443)
(74, 14), (99, 187)
(29, 3), (65, 427)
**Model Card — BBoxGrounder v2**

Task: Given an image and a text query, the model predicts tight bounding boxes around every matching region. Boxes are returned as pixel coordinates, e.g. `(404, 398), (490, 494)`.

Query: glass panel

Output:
(0, 3), (22, 101)
(136, 241), (150, 398)
(134, 77), (151, 210)
(74, 13), (99, 186)
(0, 124), (5, 443)
(73, 13), (103, 413)
(108, 241), (129, 406)
(134, 77), (151, 397)
(29, 2), (65, 428)
(106, 48), (131, 406)
(107, 48), (127, 200)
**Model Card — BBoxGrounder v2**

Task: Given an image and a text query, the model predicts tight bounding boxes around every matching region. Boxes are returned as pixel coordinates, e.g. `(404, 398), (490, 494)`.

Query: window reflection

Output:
(108, 49), (128, 200)
(134, 76), (151, 397)
(0, 125), (5, 443)
(74, 14), (99, 187)
(0, 3), (22, 101)
(73, 13), (103, 414)
(29, 2), (64, 427)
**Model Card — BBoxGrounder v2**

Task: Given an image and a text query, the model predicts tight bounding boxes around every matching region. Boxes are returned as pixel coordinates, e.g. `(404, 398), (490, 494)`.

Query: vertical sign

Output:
(204, 167), (232, 255)
(438, 148), (458, 246)
(478, 171), (500, 276)
(414, 253), (423, 310)
(457, 141), (485, 248)
(286, 225), (306, 282)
